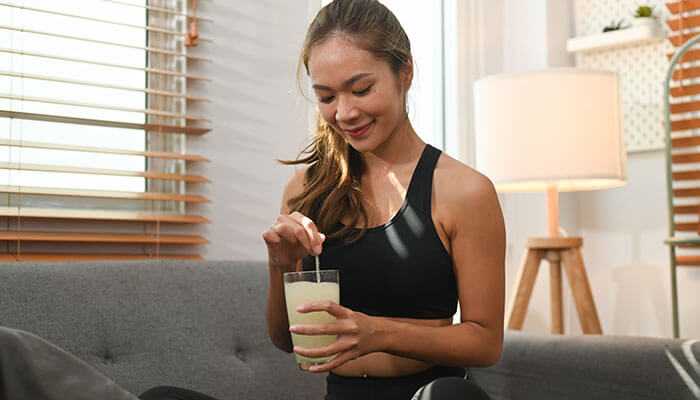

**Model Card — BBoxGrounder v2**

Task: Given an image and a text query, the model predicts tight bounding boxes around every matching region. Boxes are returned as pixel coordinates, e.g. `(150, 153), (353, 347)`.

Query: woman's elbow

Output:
(477, 339), (503, 367)
(274, 341), (293, 353)
(463, 335), (502, 367)
(269, 331), (293, 353)
(459, 323), (503, 367)
(483, 344), (503, 366)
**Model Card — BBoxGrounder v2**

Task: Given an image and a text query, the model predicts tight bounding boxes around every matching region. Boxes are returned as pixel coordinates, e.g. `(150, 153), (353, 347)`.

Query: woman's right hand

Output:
(262, 211), (325, 272)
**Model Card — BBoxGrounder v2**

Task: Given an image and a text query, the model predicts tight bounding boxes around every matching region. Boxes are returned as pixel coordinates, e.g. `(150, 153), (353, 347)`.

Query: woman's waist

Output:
(330, 316), (453, 378)
(330, 352), (433, 378)
(329, 360), (466, 382)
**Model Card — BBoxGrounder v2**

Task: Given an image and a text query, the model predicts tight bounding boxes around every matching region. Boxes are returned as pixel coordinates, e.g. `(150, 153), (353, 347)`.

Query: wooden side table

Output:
(507, 237), (602, 335)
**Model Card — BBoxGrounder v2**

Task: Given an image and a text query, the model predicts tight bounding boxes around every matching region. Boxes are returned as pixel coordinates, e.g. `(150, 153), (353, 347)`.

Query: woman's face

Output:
(307, 35), (410, 153)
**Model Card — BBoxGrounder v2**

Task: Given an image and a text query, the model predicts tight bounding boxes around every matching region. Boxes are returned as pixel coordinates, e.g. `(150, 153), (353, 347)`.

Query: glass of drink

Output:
(283, 269), (340, 370)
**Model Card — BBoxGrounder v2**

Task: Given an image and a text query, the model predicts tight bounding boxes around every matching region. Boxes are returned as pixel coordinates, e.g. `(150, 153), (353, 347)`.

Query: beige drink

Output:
(283, 270), (340, 368)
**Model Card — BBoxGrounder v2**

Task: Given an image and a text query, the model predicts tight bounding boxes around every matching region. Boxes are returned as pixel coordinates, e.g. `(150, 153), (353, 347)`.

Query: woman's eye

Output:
(319, 95), (335, 104)
(353, 85), (372, 96)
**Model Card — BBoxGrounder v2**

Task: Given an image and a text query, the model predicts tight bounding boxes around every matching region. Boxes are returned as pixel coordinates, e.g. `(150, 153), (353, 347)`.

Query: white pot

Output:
(632, 17), (656, 28)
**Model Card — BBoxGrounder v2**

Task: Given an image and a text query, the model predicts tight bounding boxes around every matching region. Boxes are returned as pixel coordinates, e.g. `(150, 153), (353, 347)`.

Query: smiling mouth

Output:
(344, 121), (373, 138)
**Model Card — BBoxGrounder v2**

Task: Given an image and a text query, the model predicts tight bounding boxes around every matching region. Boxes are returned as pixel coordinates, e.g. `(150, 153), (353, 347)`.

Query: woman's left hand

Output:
(289, 301), (381, 373)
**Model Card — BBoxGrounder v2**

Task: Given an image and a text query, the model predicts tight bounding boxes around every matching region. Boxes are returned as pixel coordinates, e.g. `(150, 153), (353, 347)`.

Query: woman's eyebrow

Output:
(312, 73), (373, 91)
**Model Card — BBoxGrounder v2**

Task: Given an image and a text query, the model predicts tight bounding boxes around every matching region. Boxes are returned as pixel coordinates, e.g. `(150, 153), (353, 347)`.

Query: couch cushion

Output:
(0, 260), (326, 400)
(471, 331), (700, 400)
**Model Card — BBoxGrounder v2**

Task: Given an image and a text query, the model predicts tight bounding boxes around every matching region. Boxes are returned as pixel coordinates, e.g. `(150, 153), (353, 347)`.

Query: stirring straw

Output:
(315, 255), (321, 283)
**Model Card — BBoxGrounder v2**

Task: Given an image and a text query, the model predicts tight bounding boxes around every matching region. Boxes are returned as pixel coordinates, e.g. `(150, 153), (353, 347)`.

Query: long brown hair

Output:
(282, 0), (413, 243)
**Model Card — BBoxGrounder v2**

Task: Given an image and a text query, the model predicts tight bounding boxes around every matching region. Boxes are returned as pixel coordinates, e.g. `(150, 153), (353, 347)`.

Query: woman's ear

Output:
(401, 60), (414, 91)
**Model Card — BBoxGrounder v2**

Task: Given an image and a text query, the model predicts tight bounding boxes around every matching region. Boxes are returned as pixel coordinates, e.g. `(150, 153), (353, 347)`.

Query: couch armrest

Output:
(470, 331), (699, 400)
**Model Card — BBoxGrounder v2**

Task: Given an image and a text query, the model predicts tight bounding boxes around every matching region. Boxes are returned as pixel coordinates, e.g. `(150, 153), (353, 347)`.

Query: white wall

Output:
(191, 1), (312, 260)
(574, 152), (690, 337)
(496, 0), (699, 338)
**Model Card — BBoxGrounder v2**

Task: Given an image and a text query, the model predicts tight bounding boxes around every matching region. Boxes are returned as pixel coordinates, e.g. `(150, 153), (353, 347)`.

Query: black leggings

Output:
(139, 386), (218, 400)
(138, 367), (490, 400)
(325, 366), (491, 400)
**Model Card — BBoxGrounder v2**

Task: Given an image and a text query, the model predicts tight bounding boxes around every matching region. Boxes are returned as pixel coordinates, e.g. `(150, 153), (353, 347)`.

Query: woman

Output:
(263, 0), (505, 399)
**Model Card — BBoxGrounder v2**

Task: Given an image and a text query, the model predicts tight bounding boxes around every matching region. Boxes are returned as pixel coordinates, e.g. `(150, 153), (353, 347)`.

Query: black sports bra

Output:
(302, 145), (457, 319)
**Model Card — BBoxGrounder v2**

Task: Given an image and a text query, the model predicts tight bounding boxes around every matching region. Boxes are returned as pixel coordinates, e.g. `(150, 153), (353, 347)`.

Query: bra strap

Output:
(405, 144), (441, 214)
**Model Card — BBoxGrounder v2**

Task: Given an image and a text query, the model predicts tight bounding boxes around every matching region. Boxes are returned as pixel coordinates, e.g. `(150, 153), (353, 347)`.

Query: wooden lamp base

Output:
(507, 236), (602, 334)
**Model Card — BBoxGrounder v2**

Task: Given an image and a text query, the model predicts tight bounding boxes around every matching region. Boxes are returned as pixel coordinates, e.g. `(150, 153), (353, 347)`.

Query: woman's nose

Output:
(335, 95), (360, 123)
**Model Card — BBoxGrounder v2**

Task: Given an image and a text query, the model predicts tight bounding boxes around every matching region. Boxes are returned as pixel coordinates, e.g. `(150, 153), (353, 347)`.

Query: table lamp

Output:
(473, 69), (627, 334)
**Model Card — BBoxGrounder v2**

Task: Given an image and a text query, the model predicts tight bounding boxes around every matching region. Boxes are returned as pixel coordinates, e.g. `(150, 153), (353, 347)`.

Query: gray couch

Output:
(0, 260), (326, 399)
(471, 331), (700, 400)
(0, 260), (697, 400)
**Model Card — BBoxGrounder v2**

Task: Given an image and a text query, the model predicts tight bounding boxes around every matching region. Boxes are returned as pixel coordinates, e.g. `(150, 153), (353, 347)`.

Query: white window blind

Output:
(0, 0), (211, 261)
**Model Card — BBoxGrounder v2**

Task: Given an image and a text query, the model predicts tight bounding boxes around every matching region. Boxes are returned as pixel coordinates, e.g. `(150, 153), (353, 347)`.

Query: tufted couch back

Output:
(0, 260), (325, 400)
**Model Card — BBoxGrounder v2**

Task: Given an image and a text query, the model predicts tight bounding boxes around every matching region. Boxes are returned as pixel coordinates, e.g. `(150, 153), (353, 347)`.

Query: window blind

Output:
(0, 0), (210, 261)
(666, 0), (700, 268)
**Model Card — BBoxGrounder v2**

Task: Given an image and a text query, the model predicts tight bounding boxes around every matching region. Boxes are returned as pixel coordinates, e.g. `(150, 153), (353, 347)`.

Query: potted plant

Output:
(632, 4), (656, 27)
(602, 19), (628, 33)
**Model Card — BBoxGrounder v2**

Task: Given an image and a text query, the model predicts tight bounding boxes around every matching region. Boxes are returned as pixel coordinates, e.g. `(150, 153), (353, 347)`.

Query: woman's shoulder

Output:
(285, 167), (308, 192)
(433, 152), (497, 204)
(280, 167), (308, 213)
(432, 152), (500, 235)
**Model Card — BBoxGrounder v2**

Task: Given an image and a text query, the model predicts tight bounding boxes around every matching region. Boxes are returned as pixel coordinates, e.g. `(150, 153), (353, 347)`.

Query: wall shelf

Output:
(566, 24), (665, 53)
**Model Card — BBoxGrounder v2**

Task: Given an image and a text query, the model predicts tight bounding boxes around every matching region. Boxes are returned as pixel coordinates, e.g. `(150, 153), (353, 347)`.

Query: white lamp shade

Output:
(473, 69), (627, 192)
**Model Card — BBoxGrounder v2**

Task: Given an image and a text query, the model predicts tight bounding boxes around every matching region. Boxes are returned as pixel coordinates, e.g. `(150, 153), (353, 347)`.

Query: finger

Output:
(308, 351), (360, 373)
(289, 323), (335, 336)
(270, 223), (297, 247)
(294, 338), (357, 358)
(261, 229), (281, 245)
(276, 215), (313, 252)
(289, 212), (323, 255)
(272, 219), (313, 255)
(297, 301), (350, 318)
(301, 217), (323, 255)
(291, 225), (314, 255)
(290, 320), (357, 336)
